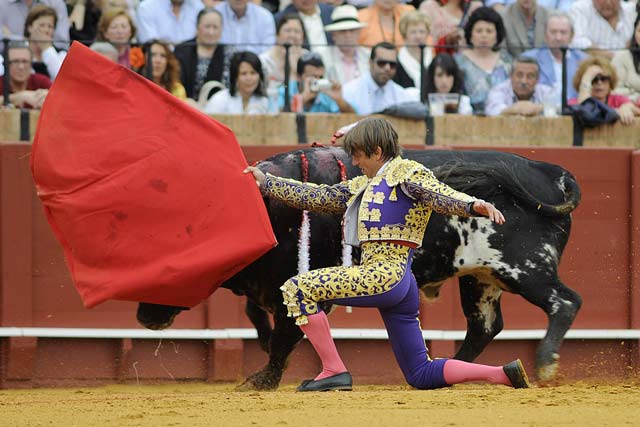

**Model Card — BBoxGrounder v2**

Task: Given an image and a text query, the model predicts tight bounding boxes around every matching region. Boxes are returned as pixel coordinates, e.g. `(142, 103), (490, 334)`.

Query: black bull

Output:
(138, 147), (582, 390)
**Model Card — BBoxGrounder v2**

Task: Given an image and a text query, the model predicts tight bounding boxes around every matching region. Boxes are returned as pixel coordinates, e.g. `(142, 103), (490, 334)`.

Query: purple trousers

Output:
(330, 249), (448, 389)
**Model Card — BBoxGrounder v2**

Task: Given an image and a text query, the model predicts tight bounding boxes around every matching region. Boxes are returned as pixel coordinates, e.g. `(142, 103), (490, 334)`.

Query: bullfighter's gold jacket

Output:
(261, 156), (478, 247)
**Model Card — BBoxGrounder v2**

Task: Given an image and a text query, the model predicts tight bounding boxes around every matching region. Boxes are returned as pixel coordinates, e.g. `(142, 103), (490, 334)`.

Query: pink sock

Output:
(443, 359), (511, 386)
(299, 311), (347, 380)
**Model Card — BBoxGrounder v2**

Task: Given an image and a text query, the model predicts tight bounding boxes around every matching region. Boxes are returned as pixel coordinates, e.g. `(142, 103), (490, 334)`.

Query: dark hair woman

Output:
(454, 6), (512, 114)
(204, 51), (268, 114)
(174, 8), (235, 100)
(424, 53), (472, 114)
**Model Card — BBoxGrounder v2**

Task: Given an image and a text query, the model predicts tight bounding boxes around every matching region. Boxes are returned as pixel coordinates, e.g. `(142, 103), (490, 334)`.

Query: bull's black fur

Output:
(138, 147), (583, 389)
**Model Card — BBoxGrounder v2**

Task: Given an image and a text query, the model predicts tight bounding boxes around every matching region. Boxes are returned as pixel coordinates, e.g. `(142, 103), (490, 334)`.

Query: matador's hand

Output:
(473, 200), (505, 224)
(243, 166), (266, 187)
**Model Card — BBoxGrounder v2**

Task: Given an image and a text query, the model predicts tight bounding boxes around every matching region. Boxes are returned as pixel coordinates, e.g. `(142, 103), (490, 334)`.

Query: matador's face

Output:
(351, 148), (386, 178)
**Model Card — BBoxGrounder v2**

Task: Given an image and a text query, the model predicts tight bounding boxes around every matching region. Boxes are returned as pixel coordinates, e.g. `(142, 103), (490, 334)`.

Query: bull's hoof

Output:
(136, 303), (186, 330)
(235, 370), (281, 391)
(536, 352), (560, 383)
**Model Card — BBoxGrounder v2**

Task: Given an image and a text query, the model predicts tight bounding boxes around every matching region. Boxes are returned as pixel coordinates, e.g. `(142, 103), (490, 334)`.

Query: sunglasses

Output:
(591, 74), (611, 85)
(375, 59), (397, 69)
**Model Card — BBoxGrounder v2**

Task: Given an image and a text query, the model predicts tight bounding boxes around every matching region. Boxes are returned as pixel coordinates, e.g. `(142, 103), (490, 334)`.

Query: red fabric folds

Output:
(31, 42), (277, 308)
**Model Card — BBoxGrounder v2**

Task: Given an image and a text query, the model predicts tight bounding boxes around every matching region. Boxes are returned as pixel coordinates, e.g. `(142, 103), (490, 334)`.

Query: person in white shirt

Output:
(137, 0), (204, 44)
(569, 0), (637, 59)
(215, 0), (276, 55)
(342, 41), (416, 115)
(321, 4), (371, 85)
(485, 55), (554, 116)
(205, 51), (269, 114)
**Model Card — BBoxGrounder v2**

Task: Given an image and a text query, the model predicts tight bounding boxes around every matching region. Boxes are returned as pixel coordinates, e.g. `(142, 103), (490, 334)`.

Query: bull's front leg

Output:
(454, 276), (504, 362)
(237, 308), (304, 391)
(245, 299), (272, 353)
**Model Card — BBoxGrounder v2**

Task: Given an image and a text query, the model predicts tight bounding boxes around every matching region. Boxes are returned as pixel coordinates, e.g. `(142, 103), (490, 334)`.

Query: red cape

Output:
(31, 42), (277, 308)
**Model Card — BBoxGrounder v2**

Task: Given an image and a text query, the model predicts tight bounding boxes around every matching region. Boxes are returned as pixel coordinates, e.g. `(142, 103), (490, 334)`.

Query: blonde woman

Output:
(394, 10), (434, 94)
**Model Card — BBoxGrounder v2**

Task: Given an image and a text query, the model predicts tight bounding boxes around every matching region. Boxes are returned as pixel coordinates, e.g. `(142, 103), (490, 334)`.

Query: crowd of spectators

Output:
(0, 0), (639, 125)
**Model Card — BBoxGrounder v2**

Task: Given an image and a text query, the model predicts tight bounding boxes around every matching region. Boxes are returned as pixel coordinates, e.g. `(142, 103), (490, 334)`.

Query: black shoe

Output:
(503, 359), (531, 388)
(296, 372), (353, 392)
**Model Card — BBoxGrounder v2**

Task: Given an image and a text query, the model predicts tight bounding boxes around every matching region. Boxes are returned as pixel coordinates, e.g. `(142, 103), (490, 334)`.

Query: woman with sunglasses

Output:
(570, 57), (640, 126)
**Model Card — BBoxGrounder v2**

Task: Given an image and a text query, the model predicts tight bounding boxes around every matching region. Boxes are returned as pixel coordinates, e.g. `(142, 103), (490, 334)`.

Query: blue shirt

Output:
(137, 0), (203, 44)
(521, 47), (587, 101)
(215, 2), (276, 55)
(278, 81), (340, 113)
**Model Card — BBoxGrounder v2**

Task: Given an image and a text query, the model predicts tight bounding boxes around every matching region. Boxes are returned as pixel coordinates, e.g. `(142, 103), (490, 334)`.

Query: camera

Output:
(309, 78), (332, 92)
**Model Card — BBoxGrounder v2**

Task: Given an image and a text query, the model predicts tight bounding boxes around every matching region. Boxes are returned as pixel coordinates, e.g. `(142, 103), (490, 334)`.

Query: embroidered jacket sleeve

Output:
(261, 173), (351, 214)
(402, 168), (478, 217)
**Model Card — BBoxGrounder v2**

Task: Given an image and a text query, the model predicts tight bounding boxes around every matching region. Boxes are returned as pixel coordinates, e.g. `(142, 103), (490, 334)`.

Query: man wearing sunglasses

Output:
(342, 41), (416, 115)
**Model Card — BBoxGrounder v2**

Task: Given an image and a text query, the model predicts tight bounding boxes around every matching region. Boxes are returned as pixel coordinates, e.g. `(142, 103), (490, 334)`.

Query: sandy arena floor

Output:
(1, 382), (639, 427)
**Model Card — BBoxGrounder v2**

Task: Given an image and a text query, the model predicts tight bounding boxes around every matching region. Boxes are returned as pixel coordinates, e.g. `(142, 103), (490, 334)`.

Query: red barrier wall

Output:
(1, 143), (639, 388)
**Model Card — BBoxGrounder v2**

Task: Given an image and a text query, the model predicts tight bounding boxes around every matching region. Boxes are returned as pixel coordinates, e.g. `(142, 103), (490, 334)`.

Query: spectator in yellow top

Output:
(358, 0), (415, 47)
(139, 40), (188, 100)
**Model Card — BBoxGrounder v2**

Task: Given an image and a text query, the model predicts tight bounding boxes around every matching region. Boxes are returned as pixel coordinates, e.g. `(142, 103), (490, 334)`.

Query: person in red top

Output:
(568, 56), (640, 125)
(0, 41), (52, 109)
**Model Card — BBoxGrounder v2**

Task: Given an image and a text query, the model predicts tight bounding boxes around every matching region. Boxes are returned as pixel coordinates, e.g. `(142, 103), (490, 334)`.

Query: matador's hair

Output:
(343, 118), (401, 161)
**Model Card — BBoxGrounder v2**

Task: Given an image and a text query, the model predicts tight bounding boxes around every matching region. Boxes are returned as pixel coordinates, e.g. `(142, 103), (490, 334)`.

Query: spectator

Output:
(419, 0), (482, 53)
(276, 0), (334, 51)
(569, 56), (640, 124)
(455, 6), (512, 114)
(486, 0), (575, 14)
(24, 5), (67, 81)
(0, 0), (70, 49)
(260, 14), (308, 93)
(279, 51), (354, 112)
(320, 4), (371, 85)
(394, 10), (433, 96)
(485, 55), (553, 115)
(174, 8), (235, 100)
(501, 0), (549, 57)
(204, 51), (269, 114)
(522, 11), (588, 104)
(137, 0), (203, 44)
(137, 40), (188, 99)
(358, 0), (415, 47)
(90, 40), (119, 61)
(424, 52), (473, 114)
(611, 15), (640, 103)
(215, 0), (276, 55)
(342, 41), (417, 114)
(0, 41), (51, 109)
(66, 0), (135, 44)
(570, 0), (637, 59)
(96, 7), (136, 68)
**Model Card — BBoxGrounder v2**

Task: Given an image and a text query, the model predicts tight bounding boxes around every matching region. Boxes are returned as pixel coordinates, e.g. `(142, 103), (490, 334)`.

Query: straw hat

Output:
(324, 5), (367, 32)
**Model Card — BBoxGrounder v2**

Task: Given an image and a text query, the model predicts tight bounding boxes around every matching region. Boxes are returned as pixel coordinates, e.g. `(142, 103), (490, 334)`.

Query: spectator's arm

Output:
(484, 88), (508, 116)
(69, 0), (86, 32)
(616, 102), (640, 126)
(501, 101), (543, 116)
(325, 81), (354, 113)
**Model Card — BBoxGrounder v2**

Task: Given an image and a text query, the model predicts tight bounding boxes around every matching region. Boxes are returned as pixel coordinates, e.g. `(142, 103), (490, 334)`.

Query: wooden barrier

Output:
(4, 110), (639, 147)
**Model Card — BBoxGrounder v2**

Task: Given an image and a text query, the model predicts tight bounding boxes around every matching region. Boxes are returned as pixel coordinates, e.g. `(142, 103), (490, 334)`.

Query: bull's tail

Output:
(433, 161), (581, 217)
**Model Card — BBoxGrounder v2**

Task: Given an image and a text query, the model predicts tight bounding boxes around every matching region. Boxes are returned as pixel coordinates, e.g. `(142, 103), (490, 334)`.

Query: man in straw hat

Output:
(321, 4), (372, 84)
(244, 117), (531, 392)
